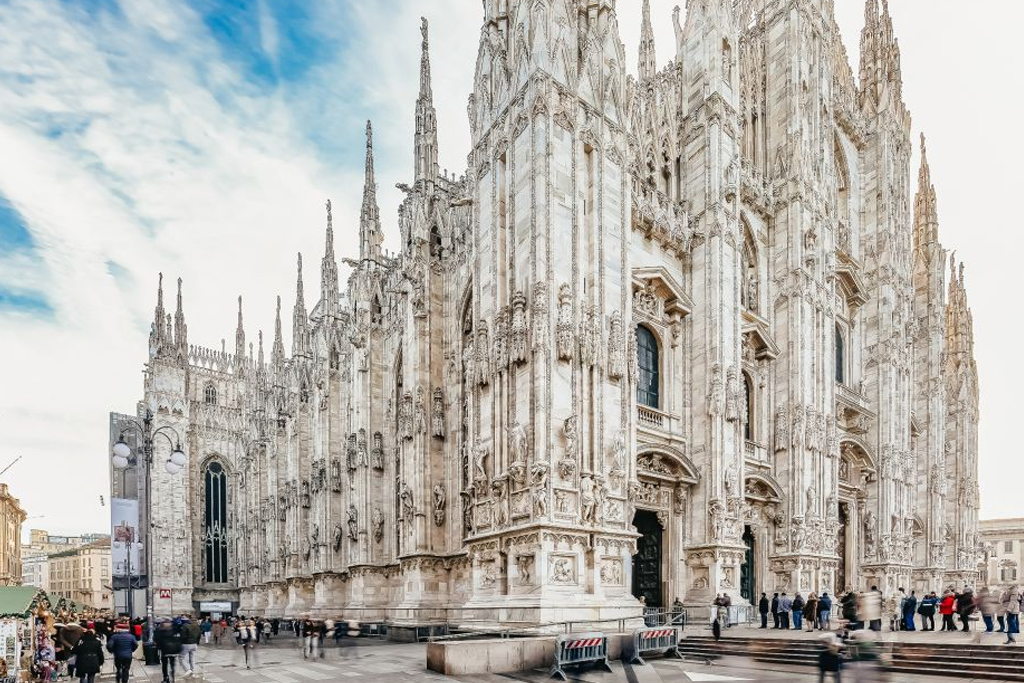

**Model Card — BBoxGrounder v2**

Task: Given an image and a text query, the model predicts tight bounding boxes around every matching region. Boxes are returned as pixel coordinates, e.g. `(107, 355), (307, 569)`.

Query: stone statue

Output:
(580, 475), (597, 524)
(433, 483), (446, 526)
(509, 421), (528, 469)
(399, 481), (414, 520)
(347, 504), (358, 541)
(556, 283), (574, 361)
(431, 387), (445, 438)
(607, 311), (624, 380)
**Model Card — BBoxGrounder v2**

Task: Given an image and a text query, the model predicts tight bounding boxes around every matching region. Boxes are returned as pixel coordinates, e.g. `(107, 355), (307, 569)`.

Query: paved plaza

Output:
(101, 629), (1015, 683)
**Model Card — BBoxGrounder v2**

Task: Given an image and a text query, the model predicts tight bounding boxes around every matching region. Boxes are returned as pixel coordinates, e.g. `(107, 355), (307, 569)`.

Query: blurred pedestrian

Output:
(302, 619), (319, 659)
(71, 630), (104, 683)
(154, 620), (183, 683)
(1002, 584), (1020, 644)
(866, 586), (883, 632)
(841, 588), (859, 631)
(956, 586), (976, 632)
(234, 618), (258, 669)
(106, 621), (137, 683)
(179, 617), (201, 677)
(817, 633), (842, 683)
(979, 587), (997, 633)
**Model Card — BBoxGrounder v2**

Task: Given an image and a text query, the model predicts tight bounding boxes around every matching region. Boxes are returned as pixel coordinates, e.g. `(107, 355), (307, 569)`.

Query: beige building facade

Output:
(127, 0), (982, 624)
(48, 540), (113, 611)
(980, 519), (1024, 592)
(0, 484), (26, 586)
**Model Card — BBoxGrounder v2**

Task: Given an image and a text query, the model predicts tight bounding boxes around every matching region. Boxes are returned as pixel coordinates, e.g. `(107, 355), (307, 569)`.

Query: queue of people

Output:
(759, 591), (834, 631)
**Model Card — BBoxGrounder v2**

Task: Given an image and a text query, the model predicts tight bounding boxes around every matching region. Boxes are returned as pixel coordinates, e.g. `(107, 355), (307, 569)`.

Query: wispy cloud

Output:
(0, 0), (1018, 534)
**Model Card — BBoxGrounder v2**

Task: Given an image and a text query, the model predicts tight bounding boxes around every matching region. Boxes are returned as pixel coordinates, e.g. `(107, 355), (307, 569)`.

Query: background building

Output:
(21, 554), (49, 591)
(117, 0), (982, 624)
(48, 539), (113, 611)
(980, 518), (1023, 591)
(0, 484), (26, 586)
(22, 529), (106, 559)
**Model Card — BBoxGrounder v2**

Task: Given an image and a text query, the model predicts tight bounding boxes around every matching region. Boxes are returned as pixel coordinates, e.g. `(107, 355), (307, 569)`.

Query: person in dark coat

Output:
(956, 586), (976, 632)
(154, 620), (184, 683)
(841, 589), (860, 630)
(771, 593), (780, 629)
(903, 590), (918, 631)
(71, 631), (104, 683)
(106, 622), (138, 683)
(817, 592), (832, 630)
(758, 593), (770, 629)
(817, 633), (842, 683)
(918, 592), (938, 631)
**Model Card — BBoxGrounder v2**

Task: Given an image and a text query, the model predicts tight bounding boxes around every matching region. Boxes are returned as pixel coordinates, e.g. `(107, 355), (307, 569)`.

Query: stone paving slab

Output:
(80, 636), (1019, 683)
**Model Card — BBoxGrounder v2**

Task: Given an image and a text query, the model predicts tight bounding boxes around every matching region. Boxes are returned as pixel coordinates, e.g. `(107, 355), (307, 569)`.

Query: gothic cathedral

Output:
(131, 0), (981, 624)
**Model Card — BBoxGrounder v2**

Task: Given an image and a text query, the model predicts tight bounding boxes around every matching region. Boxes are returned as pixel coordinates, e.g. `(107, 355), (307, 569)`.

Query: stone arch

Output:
(744, 472), (784, 503)
(839, 438), (877, 485)
(636, 445), (699, 485)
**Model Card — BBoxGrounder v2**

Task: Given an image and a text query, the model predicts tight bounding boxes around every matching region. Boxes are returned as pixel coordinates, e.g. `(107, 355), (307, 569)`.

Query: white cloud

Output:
(0, 0), (1018, 537)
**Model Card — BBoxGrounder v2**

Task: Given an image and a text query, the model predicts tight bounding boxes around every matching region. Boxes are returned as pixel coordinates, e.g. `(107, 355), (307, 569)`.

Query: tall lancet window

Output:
(636, 325), (660, 409)
(203, 461), (229, 584)
(835, 324), (846, 385)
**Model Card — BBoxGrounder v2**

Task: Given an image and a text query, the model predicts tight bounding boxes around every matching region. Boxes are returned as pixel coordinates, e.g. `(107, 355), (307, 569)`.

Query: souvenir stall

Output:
(0, 587), (50, 682)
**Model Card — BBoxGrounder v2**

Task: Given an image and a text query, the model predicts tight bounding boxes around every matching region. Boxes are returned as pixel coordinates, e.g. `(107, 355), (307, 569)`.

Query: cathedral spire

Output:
(257, 329), (265, 368)
(272, 295), (285, 367)
(292, 253), (310, 358)
(150, 272), (166, 353)
(913, 133), (939, 248)
(173, 277), (187, 357)
(414, 17), (439, 187)
(360, 121), (383, 261)
(859, 0), (904, 112)
(235, 295), (246, 365)
(321, 199), (340, 317)
(638, 0), (657, 81)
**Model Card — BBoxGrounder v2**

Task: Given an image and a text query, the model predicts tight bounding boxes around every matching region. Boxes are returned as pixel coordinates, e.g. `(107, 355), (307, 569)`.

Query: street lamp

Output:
(111, 410), (186, 646)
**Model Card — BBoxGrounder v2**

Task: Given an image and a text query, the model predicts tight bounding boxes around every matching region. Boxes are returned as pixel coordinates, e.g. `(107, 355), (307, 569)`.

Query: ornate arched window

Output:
(203, 383), (217, 405)
(743, 371), (754, 442)
(835, 324), (846, 385)
(636, 325), (660, 409)
(203, 461), (229, 583)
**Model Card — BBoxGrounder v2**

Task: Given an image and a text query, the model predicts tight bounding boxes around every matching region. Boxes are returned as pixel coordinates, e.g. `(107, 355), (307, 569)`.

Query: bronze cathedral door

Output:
(632, 510), (663, 608)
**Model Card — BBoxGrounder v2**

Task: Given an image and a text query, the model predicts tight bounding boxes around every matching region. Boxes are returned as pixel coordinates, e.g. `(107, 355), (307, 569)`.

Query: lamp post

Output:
(111, 409), (186, 644)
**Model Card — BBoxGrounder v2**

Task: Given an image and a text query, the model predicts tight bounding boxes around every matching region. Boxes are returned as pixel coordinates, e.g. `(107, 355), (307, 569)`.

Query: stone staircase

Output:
(677, 634), (1024, 681)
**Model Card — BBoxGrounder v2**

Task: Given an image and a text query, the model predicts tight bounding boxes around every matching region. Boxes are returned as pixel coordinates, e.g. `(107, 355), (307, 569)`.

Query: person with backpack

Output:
(71, 630), (104, 683)
(792, 593), (806, 630)
(106, 621), (138, 683)
(179, 617), (202, 677)
(918, 592), (938, 631)
(817, 592), (832, 631)
(234, 618), (258, 669)
(154, 620), (183, 683)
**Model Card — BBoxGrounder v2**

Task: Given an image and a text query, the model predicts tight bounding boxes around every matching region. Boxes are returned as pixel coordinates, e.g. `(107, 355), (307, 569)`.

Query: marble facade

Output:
(126, 0), (982, 625)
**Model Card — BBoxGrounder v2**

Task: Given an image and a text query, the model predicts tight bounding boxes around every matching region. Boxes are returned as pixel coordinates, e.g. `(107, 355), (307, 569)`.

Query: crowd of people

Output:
(750, 584), (1023, 643)
(32, 611), (369, 683)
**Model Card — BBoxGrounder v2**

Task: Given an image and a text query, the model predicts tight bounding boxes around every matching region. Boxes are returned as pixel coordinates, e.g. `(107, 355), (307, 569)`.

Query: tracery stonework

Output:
(128, 0), (981, 623)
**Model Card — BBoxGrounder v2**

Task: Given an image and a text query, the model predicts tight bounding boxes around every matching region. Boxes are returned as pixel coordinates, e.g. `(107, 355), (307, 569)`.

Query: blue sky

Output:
(0, 0), (1020, 535)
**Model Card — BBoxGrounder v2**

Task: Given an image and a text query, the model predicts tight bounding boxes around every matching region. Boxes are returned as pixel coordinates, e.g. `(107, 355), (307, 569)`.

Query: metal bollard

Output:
(549, 632), (613, 681)
(629, 626), (683, 666)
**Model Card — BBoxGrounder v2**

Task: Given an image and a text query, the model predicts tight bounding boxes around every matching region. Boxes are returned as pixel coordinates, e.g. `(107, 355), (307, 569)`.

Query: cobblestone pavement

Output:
(97, 635), (1003, 683)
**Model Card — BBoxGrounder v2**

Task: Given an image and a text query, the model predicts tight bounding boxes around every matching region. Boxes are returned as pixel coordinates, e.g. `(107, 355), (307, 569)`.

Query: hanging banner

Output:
(111, 498), (140, 578)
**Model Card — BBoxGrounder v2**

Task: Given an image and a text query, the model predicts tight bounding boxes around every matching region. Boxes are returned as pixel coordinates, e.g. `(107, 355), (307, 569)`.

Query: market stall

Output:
(0, 587), (50, 683)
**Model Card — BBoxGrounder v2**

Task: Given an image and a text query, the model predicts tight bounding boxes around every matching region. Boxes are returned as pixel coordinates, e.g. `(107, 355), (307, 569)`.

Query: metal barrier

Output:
(629, 626), (683, 665)
(549, 632), (613, 681)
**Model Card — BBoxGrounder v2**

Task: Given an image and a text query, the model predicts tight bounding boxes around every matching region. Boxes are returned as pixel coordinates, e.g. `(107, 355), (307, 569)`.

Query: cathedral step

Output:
(676, 636), (1024, 681)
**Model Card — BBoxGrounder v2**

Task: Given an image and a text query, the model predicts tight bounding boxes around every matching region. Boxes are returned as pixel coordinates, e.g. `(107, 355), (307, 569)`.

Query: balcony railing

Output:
(637, 405), (666, 429)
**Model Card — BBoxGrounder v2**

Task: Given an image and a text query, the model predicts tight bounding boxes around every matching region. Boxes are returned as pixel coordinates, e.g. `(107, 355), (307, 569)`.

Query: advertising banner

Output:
(111, 497), (140, 577)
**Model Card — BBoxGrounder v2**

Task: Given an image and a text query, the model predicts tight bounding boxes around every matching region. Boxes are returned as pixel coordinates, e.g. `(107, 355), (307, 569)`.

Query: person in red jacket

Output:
(939, 589), (957, 632)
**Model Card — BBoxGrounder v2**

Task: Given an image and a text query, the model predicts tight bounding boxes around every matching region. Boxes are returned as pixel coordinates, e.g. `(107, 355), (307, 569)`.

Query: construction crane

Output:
(0, 456), (21, 478)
